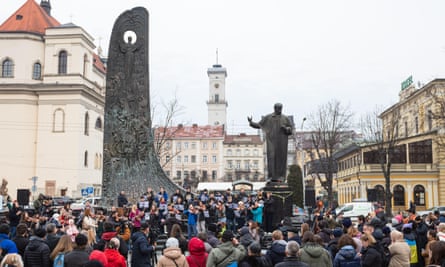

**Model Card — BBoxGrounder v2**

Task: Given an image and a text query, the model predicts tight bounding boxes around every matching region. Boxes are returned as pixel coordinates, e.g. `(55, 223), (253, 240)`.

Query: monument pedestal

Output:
(263, 182), (294, 229)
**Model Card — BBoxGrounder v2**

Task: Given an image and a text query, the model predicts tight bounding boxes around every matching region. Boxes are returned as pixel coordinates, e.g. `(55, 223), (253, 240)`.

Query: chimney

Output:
(177, 124), (183, 128)
(40, 0), (51, 16)
(192, 123), (198, 128)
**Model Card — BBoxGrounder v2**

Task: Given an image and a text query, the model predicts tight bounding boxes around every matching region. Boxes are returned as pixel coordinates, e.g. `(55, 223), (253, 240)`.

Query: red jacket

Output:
(186, 237), (208, 267)
(104, 248), (127, 267)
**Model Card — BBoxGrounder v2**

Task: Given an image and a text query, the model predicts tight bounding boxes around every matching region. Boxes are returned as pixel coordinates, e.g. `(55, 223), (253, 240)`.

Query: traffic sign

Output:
(81, 189), (88, 196)
(86, 187), (94, 194)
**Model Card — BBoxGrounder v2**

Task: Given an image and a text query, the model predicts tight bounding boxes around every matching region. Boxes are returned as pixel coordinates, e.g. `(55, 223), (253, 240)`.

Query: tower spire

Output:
(216, 48), (219, 65)
(40, 0), (51, 16)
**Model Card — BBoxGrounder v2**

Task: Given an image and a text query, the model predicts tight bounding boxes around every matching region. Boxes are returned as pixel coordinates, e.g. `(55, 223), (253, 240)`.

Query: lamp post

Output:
(300, 117), (307, 207)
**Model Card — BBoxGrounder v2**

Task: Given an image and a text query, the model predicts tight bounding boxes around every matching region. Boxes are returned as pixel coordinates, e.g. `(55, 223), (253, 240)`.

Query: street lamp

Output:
(300, 117), (307, 207)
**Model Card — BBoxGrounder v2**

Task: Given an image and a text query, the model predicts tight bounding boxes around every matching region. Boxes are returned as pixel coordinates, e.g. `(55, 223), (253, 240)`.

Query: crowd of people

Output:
(1, 186), (445, 267)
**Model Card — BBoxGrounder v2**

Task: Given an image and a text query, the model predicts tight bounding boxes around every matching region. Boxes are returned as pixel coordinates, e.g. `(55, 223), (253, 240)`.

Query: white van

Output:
(335, 202), (374, 219)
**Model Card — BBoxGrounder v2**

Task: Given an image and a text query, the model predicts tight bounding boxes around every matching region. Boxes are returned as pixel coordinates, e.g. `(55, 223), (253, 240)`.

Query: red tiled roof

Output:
(156, 125), (225, 139)
(93, 54), (106, 74)
(224, 134), (263, 145)
(0, 0), (60, 35)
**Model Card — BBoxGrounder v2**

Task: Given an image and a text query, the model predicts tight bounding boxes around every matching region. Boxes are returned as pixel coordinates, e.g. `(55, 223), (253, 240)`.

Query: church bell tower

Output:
(207, 56), (228, 127)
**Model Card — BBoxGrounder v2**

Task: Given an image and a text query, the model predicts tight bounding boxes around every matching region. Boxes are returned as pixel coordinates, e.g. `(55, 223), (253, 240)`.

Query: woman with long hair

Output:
(334, 234), (361, 267)
(360, 233), (382, 267)
(0, 253), (23, 267)
(129, 204), (143, 233)
(82, 207), (97, 243)
(429, 241), (445, 266)
(50, 235), (74, 262)
(170, 223), (188, 254)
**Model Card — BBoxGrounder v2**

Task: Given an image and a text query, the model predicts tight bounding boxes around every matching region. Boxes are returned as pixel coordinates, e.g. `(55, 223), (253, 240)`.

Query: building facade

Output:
(336, 79), (445, 211)
(0, 0), (105, 199)
(223, 133), (265, 182)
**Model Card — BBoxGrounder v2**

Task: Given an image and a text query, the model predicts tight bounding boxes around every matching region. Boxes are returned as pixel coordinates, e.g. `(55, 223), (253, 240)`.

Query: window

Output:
(374, 185), (385, 206)
(212, 155), (217, 163)
(176, 171), (181, 179)
(165, 155), (170, 163)
(253, 173), (259, 181)
(184, 142), (189, 149)
(389, 144), (407, 163)
(191, 171), (196, 179)
(393, 185), (405, 206)
(94, 153), (99, 169)
(409, 139), (432, 163)
(202, 170), (208, 181)
(227, 149), (232, 156)
(202, 142), (208, 149)
(166, 142), (171, 149)
(236, 149), (241, 156)
(363, 150), (385, 164)
(84, 150), (88, 167)
(184, 155), (188, 163)
(212, 170), (217, 180)
(58, 50), (67, 74)
(405, 121), (408, 137)
(253, 161), (259, 169)
(227, 174), (233, 182)
(228, 160), (233, 169)
(244, 149), (250, 156)
(212, 142), (217, 149)
(32, 62), (41, 80)
(253, 149), (259, 156)
(244, 161), (250, 170)
(191, 142), (196, 149)
(184, 171), (189, 179)
(2, 59), (14, 77)
(176, 156), (181, 163)
(95, 117), (102, 129)
(413, 185), (425, 206)
(191, 155), (196, 163)
(215, 94), (219, 103)
(236, 160), (241, 169)
(176, 142), (181, 151)
(84, 112), (89, 136)
(83, 54), (88, 77)
(203, 155), (208, 163)
(53, 108), (65, 132)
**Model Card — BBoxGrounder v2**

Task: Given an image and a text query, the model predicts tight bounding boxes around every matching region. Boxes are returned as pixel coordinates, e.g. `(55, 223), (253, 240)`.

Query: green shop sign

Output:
(401, 75), (413, 91)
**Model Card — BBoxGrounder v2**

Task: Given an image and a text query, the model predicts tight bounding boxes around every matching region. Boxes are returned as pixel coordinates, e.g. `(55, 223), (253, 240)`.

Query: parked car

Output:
(335, 201), (375, 220)
(417, 206), (445, 217)
(52, 196), (74, 206)
(70, 197), (103, 210)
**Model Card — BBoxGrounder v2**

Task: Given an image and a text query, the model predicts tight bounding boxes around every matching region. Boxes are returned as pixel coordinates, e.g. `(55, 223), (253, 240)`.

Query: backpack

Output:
(53, 252), (64, 267)
(226, 262), (237, 267)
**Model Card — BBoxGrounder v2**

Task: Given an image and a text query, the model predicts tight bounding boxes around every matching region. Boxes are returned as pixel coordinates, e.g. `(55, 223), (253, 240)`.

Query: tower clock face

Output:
(214, 83), (219, 89)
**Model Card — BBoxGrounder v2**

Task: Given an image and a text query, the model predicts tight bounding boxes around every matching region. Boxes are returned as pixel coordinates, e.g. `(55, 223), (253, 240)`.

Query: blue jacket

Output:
(184, 209), (198, 225)
(131, 231), (154, 267)
(0, 233), (18, 254)
(333, 245), (360, 267)
(251, 206), (263, 224)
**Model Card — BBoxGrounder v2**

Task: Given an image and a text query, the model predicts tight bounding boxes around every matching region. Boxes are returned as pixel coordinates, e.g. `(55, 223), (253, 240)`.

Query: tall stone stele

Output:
(102, 7), (181, 205)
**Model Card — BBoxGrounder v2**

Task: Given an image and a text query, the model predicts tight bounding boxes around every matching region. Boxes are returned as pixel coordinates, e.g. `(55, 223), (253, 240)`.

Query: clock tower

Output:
(207, 63), (228, 127)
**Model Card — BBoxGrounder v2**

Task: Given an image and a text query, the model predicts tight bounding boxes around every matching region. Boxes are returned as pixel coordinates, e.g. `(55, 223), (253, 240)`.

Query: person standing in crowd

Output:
(117, 191), (129, 208)
(207, 230), (246, 267)
(9, 200), (22, 238)
(299, 231), (332, 267)
(333, 234), (360, 267)
(360, 233), (382, 267)
(240, 241), (272, 267)
(429, 240), (445, 266)
(266, 230), (287, 266)
(49, 235), (73, 265)
(12, 223), (28, 257)
(187, 237), (208, 267)
(23, 227), (50, 267)
(64, 233), (90, 267)
(263, 192), (275, 233)
(45, 223), (60, 252)
(129, 204), (144, 233)
(249, 201), (263, 227)
(184, 204), (199, 240)
(421, 229), (437, 266)
(0, 253), (23, 267)
(402, 223), (419, 267)
(0, 224), (18, 255)
(157, 237), (189, 267)
(131, 222), (155, 267)
(94, 222), (128, 260)
(104, 237), (127, 267)
(275, 241), (308, 267)
(388, 230), (410, 267)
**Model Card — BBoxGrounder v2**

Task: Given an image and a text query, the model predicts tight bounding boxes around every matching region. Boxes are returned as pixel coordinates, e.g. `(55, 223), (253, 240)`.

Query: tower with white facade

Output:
(207, 63), (227, 127)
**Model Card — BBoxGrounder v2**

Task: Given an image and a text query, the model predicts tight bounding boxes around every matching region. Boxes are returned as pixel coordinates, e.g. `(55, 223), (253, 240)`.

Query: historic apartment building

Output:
(223, 133), (265, 182)
(0, 0), (106, 199)
(335, 78), (445, 210)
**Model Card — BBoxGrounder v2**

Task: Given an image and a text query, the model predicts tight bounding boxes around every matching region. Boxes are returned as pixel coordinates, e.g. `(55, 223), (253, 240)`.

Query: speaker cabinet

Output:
(17, 189), (30, 206)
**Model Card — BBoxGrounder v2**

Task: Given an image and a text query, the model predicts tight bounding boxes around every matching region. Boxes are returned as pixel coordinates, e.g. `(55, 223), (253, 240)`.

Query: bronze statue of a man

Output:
(248, 103), (293, 183)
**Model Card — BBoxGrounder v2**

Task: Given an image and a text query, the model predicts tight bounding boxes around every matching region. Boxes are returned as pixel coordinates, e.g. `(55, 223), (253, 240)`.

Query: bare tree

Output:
(360, 106), (401, 216)
(308, 100), (354, 203)
(152, 95), (185, 168)
(426, 85), (445, 155)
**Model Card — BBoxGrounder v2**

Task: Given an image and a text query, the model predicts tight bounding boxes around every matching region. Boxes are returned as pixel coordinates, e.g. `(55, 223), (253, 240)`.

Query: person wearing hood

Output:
(275, 241), (308, 267)
(240, 241), (272, 267)
(131, 222), (155, 267)
(327, 227), (343, 261)
(333, 235), (360, 267)
(402, 223), (419, 267)
(207, 230), (246, 267)
(206, 223), (221, 249)
(299, 231), (332, 267)
(187, 237), (208, 267)
(388, 230), (410, 267)
(23, 227), (50, 267)
(157, 237), (189, 267)
(104, 237), (126, 267)
(94, 221), (128, 260)
(266, 230), (287, 266)
(360, 233), (382, 267)
(239, 226), (254, 249)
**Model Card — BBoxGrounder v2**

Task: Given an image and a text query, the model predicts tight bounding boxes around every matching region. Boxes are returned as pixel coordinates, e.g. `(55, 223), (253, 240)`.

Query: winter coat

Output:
(23, 236), (50, 267)
(326, 237), (339, 261)
(157, 247), (189, 267)
(12, 235), (28, 257)
(299, 242), (333, 267)
(333, 245), (361, 267)
(318, 229), (332, 246)
(275, 256), (309, 267)
(64, 248), (90, 267)
(240, 255), (273, 267)
(94, 231), (129, 259)
(187, 237), (208, 267)
(206, 241), (246, 267)
(131, 231), (154, 267)
(104, 248), (127, 267)
(404, 232), (418, 264)
(0, 233), (18, 255)
(360, 245), (382, 267)
(266, 239), (287, 266)
(388, 240), (410, 267)
(45, 233), (60, 252)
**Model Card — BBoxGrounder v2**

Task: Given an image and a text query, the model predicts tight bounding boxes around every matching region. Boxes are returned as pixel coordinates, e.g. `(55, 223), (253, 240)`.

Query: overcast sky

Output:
(2, 0), (445, 133)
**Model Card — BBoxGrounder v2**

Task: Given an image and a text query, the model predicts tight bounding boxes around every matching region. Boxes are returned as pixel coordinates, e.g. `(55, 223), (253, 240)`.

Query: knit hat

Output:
(333, 227), (343, 238)
(342, 217), (352, 228)
(222, 230), (234, 242)
(89, 250), (108, 266)
(165, 237), (179, 248)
